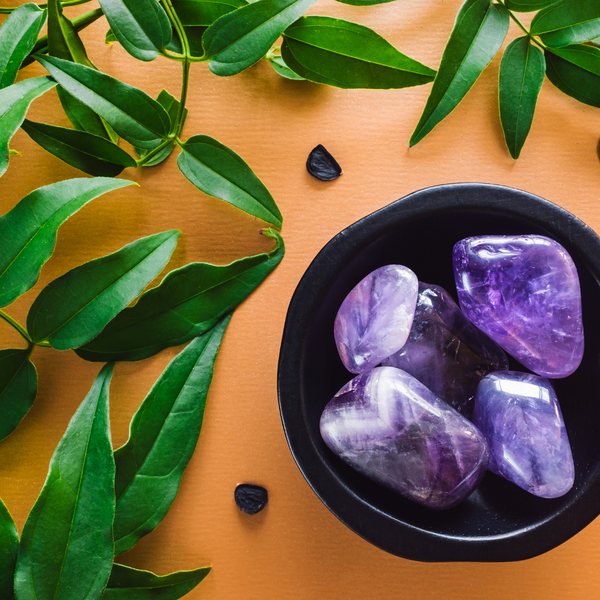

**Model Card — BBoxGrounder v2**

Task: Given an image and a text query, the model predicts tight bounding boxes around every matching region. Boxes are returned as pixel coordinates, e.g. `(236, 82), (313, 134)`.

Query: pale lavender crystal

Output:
(320, 367), (489, 509)
(453, 235), (584, 378)
(334, 265), (418, 374)
(472, 371), (574, 498)
(382, 282), (508, 418)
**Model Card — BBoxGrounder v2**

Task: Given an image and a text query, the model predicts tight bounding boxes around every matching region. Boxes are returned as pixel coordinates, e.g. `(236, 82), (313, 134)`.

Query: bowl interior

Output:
(278, 183), (600, 562)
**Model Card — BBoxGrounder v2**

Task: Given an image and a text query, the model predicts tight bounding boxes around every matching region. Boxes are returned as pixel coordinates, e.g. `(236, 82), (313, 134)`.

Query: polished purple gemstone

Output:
(320, 367), (489, 509)
(472, 371), (574, 498)
(334, 265), (418, 374)
(382, 282), (508, 418)
(453, 235), (584, 378)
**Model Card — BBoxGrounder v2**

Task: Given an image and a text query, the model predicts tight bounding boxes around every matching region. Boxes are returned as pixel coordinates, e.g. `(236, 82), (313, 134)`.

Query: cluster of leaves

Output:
(1, 316), (231, 599)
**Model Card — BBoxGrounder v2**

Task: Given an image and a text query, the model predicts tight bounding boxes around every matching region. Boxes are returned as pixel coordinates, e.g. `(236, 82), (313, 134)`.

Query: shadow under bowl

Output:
(277, 183), (600, 562)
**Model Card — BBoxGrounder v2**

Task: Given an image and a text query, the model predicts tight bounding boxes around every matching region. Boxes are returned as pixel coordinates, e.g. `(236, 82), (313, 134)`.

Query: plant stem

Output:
(0, 0), (92, 14)
(136, 138), (175, 167)
(498, 0), (547, 50)
(0, 310), (32, 343)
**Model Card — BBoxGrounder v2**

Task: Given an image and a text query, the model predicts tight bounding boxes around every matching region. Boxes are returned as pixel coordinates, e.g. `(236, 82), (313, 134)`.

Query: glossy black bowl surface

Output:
(277, 183), (600, 562)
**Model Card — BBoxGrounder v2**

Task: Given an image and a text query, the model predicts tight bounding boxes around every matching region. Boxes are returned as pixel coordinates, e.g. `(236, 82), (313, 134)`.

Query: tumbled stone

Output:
(382, 282), (508, 418)
(334, 265), (418, 374)
(453, 235), (584, 378)
(472, 371), (574, 498)
(320, 367), (489, 510)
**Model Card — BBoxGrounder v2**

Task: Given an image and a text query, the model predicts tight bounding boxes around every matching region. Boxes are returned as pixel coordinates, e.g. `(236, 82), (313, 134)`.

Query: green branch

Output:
(0, 0), (93, 14)
(0, 309), (32, 344)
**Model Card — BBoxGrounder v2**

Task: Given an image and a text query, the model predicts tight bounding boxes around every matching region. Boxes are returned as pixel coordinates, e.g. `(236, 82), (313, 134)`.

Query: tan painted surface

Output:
(2, 0), (600, 598)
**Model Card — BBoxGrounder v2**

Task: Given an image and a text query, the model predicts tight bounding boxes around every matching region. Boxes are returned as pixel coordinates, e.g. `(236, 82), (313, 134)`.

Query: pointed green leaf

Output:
(27, 230), (180, 350)
(0, 348), (37, 441)
(505, 0), (557, 12)
(0, 497), (18, 599)
(135, 89), (186, 166)
(98, 0), (172, 61)
(76, 229), (284, 362)
(0, 77), (56, 171)
(499, 36), (545, 159)
(203, 0), (318, 76)
(172, 0), (247, 25)
(56, 87), (118, 142)
(0, 177), (134, 308)
(178, 135), (283, 228)
(545, 44), (600, 108)
(531, 0), (600, 47)
(410, 0), (509, 146)
(268, 54), (305, 80)
(0, 4), (47, 89)
(14, 364), (115, 600)
(21, 119), (137, 176)
(104, 564), (210, 600)
(48, 0), (94, 66)
(281, 16), (435, 89)
(35, 55), (171, 148)
(113, 315), (231, 554)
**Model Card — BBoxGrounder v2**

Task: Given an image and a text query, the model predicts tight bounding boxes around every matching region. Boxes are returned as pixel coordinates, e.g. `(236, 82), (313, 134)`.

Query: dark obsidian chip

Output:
(306, 144), (342, 181)
(234, 483), (268, 515)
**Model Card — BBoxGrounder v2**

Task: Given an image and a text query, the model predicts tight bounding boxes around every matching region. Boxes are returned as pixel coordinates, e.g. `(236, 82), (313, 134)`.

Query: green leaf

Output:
(98, 0), (172, 61)
(178, 135), (283, 227)
(21, 119), (137, 176)
(0, 177), (134, 308)
(135, 89), (186, 165)
(35, 55), (171, 148)
(48, 0), (94, 66)
(27, 230), (180, 350)
(104, 564), (210, 600)
(334, 0), (395, 5)
(203, 0), (318, 76)
(410, 0), (509, 146)
(0, 4), (47, 89)
(268, 53), (305, 80)
(172, 0), (248, 25)
(499, 36), (545, 159)
(0, 497), (18, 600)
(545, 44), (600, 107)
(281, 16), (435, 89)
(14, 363), (115, 600)
(0, 145), (8, 178)
(0, 77), (56, 175)
(166, 25), (206, 57)
(505, 0), (557, 12)
(113, 315), (231, 554)
(531, 0), (600, 47)
(0, 348), (37, 442)
(76, 229), (284, 362)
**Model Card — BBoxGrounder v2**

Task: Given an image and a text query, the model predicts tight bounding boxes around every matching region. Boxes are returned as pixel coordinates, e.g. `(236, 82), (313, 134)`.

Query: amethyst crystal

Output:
(334, 265), (418, 374)
(382, 282), (508, 418)
(320, 367), (489, 509)
(472, 371), (574, 498)
(453, 235), (584, 378)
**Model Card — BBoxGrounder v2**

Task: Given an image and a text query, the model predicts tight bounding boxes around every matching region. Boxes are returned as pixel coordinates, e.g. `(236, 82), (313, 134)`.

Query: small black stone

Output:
(234, 483), (268, 515)
(306, 144), (342, 181)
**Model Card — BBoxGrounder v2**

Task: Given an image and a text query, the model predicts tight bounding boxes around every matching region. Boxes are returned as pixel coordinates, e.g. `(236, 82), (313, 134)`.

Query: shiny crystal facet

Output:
(320, 367), (489, 509)
(334, 265), (418, 374)
(453, 235), (584, 378)
(382, 282), (508, 417)
(472, 371), (574, 498)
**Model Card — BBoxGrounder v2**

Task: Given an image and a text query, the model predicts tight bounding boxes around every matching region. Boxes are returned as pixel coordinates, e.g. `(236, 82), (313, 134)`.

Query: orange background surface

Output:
(2, 0), (600, 598)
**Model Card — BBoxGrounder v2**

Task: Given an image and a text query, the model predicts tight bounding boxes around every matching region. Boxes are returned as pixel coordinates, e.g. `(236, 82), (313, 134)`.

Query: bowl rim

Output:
(277, 182), (600, 562)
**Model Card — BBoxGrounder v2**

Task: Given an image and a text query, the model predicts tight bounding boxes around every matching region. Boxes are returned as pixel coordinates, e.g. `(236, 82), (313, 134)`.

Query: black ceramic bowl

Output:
(278, 183), (600, 562)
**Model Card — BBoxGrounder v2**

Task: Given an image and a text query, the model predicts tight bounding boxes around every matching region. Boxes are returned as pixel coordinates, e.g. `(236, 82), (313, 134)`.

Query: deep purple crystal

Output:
(472, 371), (574, 498)
(382, 282), (508, 418)
(334, 265), (418, 374)
(320, 367), (489, 509)
(453, 235), (584, 378)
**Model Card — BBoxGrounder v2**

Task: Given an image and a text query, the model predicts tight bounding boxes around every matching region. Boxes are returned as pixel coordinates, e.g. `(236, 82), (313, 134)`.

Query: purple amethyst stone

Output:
(382, 282), (508, 418)
(320, 367), (489, 510)
(472, 371), (574, 498)
(334, 265), (418, 374)
(453, 235), (584, 378)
